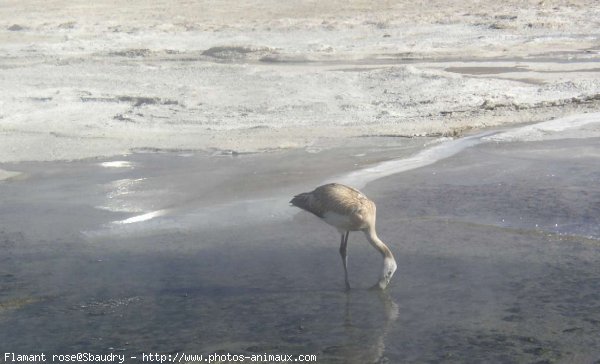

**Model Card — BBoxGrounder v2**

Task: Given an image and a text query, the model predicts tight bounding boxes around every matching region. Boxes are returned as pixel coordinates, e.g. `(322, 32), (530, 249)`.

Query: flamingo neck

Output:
(365, 227), (394, 259)
(365, 227), (397, 289)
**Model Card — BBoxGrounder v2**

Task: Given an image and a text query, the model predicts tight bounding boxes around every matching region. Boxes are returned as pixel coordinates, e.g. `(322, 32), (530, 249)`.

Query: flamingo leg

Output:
(339, 231), (350, 290)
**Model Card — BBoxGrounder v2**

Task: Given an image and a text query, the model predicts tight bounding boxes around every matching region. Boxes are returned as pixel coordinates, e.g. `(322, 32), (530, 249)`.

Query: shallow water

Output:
(1, 126), (599, 363)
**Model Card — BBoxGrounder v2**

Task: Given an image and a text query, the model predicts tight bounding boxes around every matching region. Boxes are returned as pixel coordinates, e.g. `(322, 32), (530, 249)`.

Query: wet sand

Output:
(1, 121), (599, 363)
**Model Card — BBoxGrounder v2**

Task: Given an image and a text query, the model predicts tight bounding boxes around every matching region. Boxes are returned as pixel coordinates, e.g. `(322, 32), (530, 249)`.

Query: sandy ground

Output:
(1, 0), (600, 163)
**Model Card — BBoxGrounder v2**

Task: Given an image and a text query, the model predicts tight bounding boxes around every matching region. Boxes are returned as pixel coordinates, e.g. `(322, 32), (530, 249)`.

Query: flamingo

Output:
(290, 183), (397, 290)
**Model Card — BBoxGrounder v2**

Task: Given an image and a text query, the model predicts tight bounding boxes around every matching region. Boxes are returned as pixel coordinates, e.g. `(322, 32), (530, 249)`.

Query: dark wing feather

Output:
(290, 192), (325, 218)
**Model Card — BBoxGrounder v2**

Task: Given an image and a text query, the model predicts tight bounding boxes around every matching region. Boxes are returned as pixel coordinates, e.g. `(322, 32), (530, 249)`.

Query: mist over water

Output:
(92, 113), (600, 241)
(1, 115), (600, 362)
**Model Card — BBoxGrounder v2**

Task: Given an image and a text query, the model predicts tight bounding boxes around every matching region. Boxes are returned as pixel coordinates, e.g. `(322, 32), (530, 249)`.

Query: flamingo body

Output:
(291, 183), (397, 289)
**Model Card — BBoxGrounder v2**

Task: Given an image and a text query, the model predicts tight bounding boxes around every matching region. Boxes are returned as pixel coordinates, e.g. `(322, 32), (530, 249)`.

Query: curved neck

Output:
(364, 227), (394, 260)
(365, 226), (397, 289)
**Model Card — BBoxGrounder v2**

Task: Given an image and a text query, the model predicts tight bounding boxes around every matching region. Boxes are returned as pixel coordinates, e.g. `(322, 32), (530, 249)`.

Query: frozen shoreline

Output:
(1, 0), (600, 163)
(68, 112), (600, 239)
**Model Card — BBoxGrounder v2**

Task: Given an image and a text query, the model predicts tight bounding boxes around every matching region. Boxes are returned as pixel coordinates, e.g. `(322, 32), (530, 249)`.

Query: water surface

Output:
(1, 126), (599, 363)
